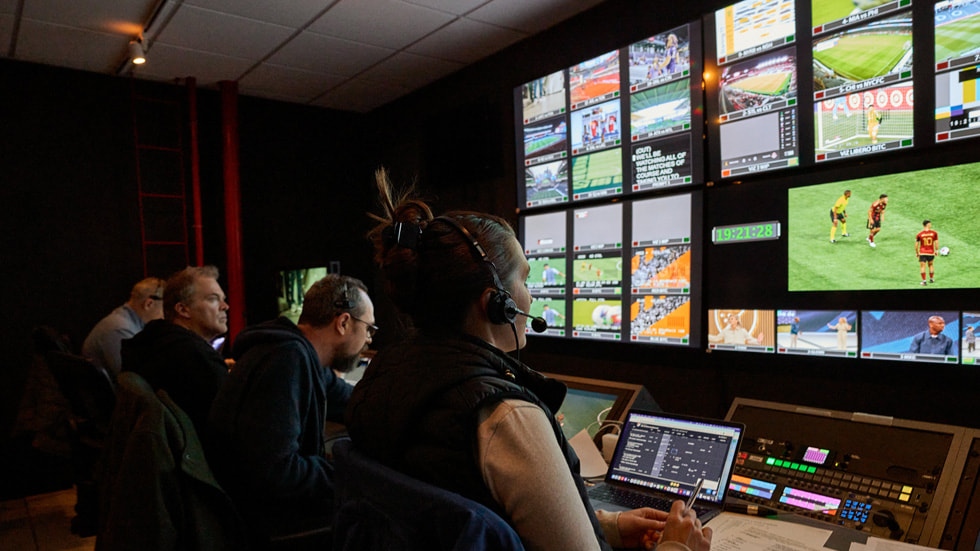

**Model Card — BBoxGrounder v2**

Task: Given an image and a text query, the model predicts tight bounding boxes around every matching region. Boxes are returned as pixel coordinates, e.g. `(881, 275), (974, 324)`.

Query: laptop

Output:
(587, 410), (744, 523)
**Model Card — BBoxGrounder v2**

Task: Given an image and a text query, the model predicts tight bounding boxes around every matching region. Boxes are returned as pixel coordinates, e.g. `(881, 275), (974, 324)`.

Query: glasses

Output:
(351, 315), (379, 337)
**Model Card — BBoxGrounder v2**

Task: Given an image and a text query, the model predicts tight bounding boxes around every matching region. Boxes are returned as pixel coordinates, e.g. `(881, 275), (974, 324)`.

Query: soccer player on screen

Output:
(541, 304), (565, 327)
(829, 189), (851, 243)
(915, 220), (938, 285)
(541, 263), (565, 285)
(867, 103), (882, 144)
(867, 194), (888, 247)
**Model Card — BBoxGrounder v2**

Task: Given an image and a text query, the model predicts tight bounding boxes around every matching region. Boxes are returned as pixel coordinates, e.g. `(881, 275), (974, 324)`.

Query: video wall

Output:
(512, 0), (979, 363)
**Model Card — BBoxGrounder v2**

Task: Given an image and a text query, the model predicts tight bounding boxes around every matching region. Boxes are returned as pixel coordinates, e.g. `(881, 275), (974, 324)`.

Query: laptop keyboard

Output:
(588, 485), (710, 516)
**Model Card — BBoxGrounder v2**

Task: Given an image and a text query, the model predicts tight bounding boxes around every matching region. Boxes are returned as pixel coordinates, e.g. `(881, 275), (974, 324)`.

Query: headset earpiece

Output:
(334, 282), (355, 310)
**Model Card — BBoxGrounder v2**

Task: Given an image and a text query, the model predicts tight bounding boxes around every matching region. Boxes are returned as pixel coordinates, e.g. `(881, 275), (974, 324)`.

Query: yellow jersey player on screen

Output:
(867, 103), (881, 144)
(830, 189), (851, 243)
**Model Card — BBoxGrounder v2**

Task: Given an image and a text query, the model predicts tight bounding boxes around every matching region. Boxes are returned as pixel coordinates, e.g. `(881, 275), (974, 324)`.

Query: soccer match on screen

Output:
(788, 161), (980, 291)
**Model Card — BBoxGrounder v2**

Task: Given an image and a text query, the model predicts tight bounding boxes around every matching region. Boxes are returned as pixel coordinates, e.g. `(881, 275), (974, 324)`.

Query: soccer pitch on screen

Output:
(935, 0), (980, 63)
(572, 148), (623, 195)
(813, 15), (911, 84)
(812, 0), (892, 28)
(573, 257), (622, 283)
(788, 162), (980, 291)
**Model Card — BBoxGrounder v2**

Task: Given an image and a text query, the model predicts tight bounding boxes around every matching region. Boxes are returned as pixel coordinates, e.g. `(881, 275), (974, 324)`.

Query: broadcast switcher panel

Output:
(725, 398), (977, 548)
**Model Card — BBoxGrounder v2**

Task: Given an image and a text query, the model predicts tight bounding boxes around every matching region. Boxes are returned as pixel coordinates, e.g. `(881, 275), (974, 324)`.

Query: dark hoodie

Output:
(207, 316), (353, 538)
(121, 318), (227, 435)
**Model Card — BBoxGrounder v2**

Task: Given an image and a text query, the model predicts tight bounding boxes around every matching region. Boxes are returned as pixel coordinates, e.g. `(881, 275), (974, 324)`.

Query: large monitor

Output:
(707, 309), (775, 353)
(787, 160), (980, 291)
(776, 309), (858, 358)
(935, 0), (980, 143)
(860, 310), (960, 363)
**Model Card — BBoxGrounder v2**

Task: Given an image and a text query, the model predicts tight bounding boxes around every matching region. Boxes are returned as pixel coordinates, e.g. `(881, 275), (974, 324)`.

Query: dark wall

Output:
(357, 0), (980, 429)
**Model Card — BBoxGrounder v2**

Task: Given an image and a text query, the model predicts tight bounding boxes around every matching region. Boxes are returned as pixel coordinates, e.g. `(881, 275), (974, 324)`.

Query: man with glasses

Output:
(208, 274), (374, 544)
(82, 277), (165, 379)
(122, 265), (231, 433)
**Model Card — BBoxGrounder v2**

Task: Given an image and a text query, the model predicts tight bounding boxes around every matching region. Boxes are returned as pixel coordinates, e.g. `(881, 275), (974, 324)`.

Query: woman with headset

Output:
(345, 170), (711, 551)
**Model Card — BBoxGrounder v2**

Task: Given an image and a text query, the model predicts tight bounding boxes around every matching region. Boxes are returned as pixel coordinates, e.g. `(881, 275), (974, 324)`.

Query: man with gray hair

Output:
(122, 265), (230, 433)
(82, 277), (165, 379)
(208, 273), (374, 543)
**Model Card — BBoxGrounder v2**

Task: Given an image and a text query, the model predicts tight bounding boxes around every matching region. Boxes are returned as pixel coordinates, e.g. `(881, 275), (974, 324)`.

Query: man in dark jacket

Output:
(122, 265), (230, 434)
(207, 274), (374, 541)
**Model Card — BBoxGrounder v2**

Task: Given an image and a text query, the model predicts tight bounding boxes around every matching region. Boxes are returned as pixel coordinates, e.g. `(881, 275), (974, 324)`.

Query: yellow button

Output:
(903, 486), (913, 493)
(899, 494), (910, 502)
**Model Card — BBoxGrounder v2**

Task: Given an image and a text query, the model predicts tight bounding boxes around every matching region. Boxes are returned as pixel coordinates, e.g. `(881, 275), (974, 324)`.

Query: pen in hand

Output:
(686, 478), (704, 511)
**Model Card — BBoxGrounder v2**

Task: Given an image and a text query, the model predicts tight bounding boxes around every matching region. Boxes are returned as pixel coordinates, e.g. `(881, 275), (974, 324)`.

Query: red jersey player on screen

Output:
(866, 194), (888, 248)
(915, 219), (938, 285)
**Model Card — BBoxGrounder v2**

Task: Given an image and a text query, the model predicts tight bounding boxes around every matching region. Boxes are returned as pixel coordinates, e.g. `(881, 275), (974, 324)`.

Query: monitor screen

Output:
(715, 0), (796, 66)
(527, 297), (567, 337)
(542, 372), (649, 440)
(629, 24), (692, 93)
(521, 70), (567, 125)
(814, 83), (914, 162)
(787, 161), (980, 291)
(524, 160), (569, 209)
(812, 0), (900, 33)
(718, 108), (799, 177)
(860, 311), (959, 363)
(630, 78), (692, 142)
(569, 50), (621, 111)
(631, 133), (695, 190)
(572, 297), (623, 341)
(523, 115), (568, 167)
(277, 267), (330, 323)
(572, 203), (623, 297)
(935, 0), (980, 142)
(571, 98), (622, 156)
(776, 309), (858, 358)
(812, 11), (912, 102)
(962, 311), (979, 365)
(571, 147), (623, 201)
(707, 309), (775, 353)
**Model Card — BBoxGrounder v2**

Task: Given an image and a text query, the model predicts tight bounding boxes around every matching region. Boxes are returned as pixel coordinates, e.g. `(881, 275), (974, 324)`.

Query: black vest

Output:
(346, 335), (610, 550)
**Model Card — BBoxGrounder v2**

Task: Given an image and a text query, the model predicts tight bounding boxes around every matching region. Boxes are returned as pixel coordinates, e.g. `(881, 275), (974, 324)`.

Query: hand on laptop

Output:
(660, 500), (712, 551)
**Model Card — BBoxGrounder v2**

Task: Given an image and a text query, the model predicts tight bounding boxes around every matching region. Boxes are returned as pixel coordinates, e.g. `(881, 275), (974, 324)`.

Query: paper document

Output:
(708, 512), (833, 551)
(850, 537), (937, 551)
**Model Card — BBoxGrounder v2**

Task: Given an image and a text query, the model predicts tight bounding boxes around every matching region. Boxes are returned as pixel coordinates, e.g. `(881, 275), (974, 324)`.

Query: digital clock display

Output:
(712, 221), (780, 244)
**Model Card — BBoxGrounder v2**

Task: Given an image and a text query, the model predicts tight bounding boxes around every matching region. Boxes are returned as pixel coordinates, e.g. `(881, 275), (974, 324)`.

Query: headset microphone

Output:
(509, 306), (548, 333)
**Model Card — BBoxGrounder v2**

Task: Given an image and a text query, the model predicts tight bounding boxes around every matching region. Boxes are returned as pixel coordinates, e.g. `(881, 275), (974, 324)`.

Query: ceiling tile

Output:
(153, 5), (294, 60)
(14, 20), (130, 73)
(22, 0), (151, 35)
(239, 63), (346, 103)
(311, 77), (411, 112)
(358, 51), (464, 90)
(407, 17), (525, 63)
(265, 31), (394, 77)
(308, 0), (455, 50)
(184, 0), (330, 29)
(402, 0), (489, 16)
(468, 0), (587, 33)
(131, 42), (255, 86)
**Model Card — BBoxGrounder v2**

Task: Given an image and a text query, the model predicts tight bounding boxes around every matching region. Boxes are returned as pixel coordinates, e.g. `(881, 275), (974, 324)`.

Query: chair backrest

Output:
(45, 351), (116, 431)
(332, 439), (525, 551)
(97, 371), (246, 551)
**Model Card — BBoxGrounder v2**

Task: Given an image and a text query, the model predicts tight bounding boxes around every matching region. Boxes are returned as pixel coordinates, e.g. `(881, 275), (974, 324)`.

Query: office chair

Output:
(332, 439), (525, 551)
(96, 371), (247, 550)
(44, 350), (116, 536)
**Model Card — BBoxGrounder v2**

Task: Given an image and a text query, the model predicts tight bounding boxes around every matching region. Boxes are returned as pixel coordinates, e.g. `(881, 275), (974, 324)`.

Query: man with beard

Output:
(207, 274), (374, 543)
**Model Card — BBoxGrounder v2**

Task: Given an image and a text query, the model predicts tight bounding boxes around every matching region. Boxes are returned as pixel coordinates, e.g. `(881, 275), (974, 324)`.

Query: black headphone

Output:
(435, 216), (518, 326)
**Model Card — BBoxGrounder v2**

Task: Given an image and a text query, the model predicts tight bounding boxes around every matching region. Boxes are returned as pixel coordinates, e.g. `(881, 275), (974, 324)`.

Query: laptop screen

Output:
(606, 411), (743, 505)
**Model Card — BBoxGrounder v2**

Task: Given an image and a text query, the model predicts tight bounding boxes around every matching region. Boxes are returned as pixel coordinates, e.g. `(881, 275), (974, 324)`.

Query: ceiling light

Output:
(129, 40), (146, 65)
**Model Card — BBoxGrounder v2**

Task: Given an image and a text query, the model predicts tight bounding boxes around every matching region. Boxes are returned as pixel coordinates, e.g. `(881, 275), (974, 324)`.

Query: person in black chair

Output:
(122, 266), (230, 435)
(208, 274), (373, 548)
(345, 170), (712, 551)
(82, 277), (165, 380)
